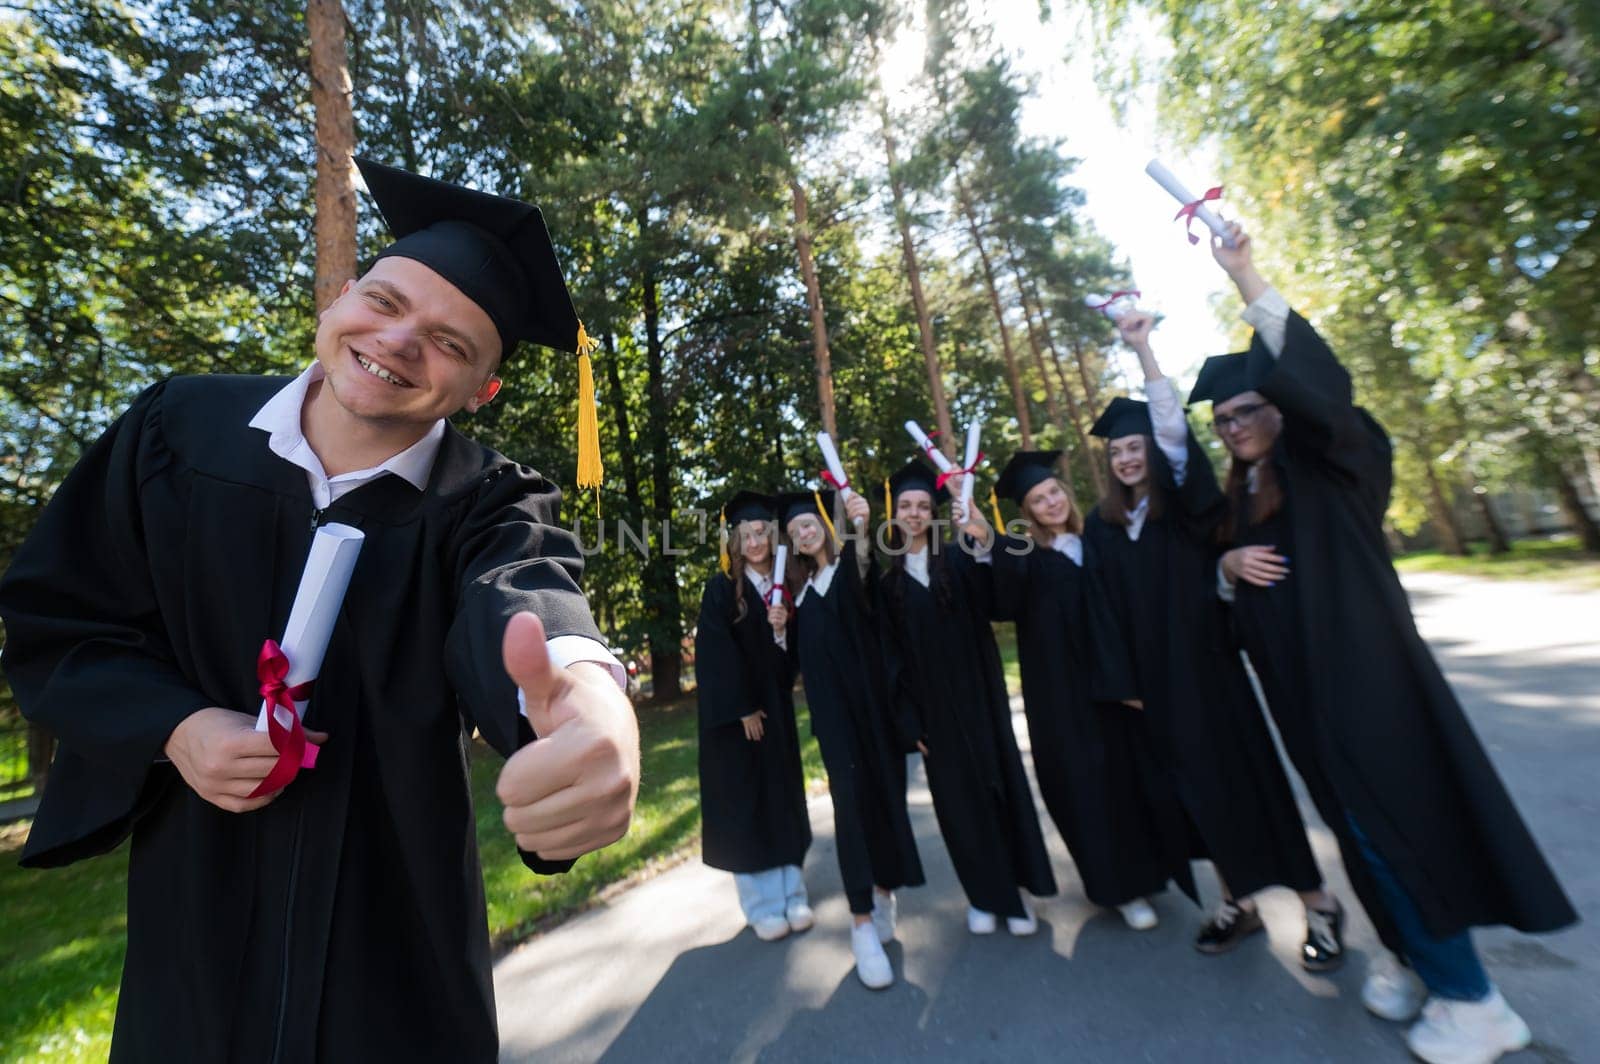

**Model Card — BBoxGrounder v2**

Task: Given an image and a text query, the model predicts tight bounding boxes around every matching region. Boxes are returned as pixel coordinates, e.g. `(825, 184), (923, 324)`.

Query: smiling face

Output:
(1212, 389), (1284, 463)
(894, 490), (934, 542)
(1108, 435), (1148, 489)
(1022, 477), (1074, 535)
(313, 256), (504, 430)
(738, 520), (772, 566)
(786, 513), (827, 560)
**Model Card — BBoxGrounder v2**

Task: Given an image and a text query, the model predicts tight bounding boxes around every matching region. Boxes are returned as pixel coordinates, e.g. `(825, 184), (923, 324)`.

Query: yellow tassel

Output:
(813, 489), (839, 547)
(575, 323), (603, 496)
(718, 507), (730, 576)
(989, 486), (1005, 533)
(883, 477), (892, 524)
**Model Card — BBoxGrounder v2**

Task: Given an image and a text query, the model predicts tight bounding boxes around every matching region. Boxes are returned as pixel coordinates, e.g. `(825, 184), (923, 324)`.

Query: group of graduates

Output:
(695, 225), (1578, 1064)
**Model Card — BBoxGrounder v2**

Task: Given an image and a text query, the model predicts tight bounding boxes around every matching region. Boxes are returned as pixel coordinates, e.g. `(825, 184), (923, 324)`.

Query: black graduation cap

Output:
(1089, 397), (1154, 439)
(886, 459), (950, 508)
(775, 489), (838, 529)
(356, 157), (603, 490)
(722, 490), (776, 526)
(1187, 352), (1256, 405)
(994, 450), (1063, 505)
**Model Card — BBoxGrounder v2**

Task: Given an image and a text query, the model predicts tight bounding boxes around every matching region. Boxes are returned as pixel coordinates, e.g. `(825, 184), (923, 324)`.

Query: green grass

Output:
(1394, 535), (1600, 589)
(0, 691), (834, 1061)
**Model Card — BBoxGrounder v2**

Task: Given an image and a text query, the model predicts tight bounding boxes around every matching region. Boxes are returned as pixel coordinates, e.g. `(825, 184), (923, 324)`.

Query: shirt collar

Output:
(248, 362), (445, 493)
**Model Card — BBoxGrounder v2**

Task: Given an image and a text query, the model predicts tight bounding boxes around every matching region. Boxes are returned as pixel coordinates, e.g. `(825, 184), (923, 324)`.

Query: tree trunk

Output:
(878, 93), (953, 457)
(1469, 477), (1512, 555)
(308, 0), (356, 312)
(1552, 464), (1600, 553)
(1067, 337), (1103, 414)
(27, 723), (54, 787)
(790, 178), (837, 439)
(1422, 457), (1469, 555)
(954, 179), (1031, 447)
(641, 263), (684, 699)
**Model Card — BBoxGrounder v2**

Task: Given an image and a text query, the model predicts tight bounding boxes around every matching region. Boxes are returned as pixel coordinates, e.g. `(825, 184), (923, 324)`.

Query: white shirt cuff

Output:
(514, 637), (628, 723)
(1216, 558), (1237, 603)
(1144, 376), (1190, 486)
(1241, 287), (1291, 358)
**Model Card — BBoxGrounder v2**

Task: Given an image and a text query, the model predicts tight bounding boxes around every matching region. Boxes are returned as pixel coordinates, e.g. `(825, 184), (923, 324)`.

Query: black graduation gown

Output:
(879, 545), (1056, 918)
(1086, 435), (1322, 898)
(0, 375), (604, 1063)
(988, 534), (1199, 908)
(693, 572), (811, 874)
(792, 548), (924, 913)
(1225, 313), (1577, 947)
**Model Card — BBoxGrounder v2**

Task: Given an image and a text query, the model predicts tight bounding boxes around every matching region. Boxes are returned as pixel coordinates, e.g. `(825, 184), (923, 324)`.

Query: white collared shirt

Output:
(251, 363), (624, 692)
(904, 546), (931, 588)
(795, 559), (840, 607)
(1051, 532), (1084, 566)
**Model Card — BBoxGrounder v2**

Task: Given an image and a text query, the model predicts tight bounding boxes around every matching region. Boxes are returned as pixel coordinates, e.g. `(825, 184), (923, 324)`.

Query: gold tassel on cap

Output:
(813, 490), (839, 547)
(989, 486), (1005, 533)
(718, 507), (731, 575)
(882, 477), (892, 524)
(575, 323), (603, 495)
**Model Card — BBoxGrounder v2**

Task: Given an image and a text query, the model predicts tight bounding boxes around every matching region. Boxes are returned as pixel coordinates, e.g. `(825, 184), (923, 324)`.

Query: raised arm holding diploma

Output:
(1145, 158), (1236, 247)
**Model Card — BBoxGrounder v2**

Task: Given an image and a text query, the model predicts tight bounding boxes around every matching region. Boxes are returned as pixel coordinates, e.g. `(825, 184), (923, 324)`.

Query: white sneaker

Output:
(786, 902), (816, 934)
(871, 891), (897, 944)
(1362, 951), (1428, 1022)
(967, 907), (998, 934)
(1117, 898), (1159, 931)
(1006, 898), (1038, 937)
(752, 915), (791, 942)
(1406, 988), (1532, 1064)
(851, 921), (894, 989)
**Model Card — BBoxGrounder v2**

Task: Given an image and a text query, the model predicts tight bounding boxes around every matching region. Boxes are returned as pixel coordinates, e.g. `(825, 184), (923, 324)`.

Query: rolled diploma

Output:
(1084, 292), (1137, 321)
(1145, 158), (1235, 246)
(769, 544), (788, 606)
(959, 420), (981, 514)
(256, 523), (366, 734)
(816, 431), (851, 493)
(903, 420), (956, 473)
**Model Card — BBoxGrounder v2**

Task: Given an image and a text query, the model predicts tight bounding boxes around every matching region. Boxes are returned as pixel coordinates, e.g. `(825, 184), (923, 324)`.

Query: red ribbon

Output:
(1090, 289), (1142, 314)
(935, 451), (985, 491)
(1174, 186), (1224, 244)
(767, 583), (794, 609)
(819, 469), (849, 491)
(248, 639), (317, 798)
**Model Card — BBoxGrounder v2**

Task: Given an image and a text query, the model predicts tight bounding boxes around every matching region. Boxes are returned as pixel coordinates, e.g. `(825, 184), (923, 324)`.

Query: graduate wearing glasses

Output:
(1198, 223), (1576, 1064)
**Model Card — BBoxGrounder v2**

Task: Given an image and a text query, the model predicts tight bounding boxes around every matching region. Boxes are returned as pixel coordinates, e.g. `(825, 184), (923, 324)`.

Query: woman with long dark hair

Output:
(1197, 223), (1575, 1064)
(694, 491), (813, 942)
(1083, 312), (1344, 969)
(876, 459), (1056, 936)
(779, 487), (923, 990)
(966, 452), (1196, 931)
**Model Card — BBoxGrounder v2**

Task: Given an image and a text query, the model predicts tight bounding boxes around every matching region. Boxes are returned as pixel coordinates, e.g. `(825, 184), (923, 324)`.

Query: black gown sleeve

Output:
(1079, 533), (1141, 705)
(1254, 312), (1394, 516)
(984, 534), (1034, 622)
(441, 461), (606, 875)
(0, 383), (213, 865)
(694, 576), (758, 730)
(876, 571), (927, 751)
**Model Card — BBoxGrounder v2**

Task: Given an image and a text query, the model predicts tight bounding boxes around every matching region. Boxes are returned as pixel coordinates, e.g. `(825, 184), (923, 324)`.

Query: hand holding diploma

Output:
(1211, 221), (1269, 304)
(497, 612), (641, 861)
(1146, 158), (1235, 247)
(165, 708), (328, 813)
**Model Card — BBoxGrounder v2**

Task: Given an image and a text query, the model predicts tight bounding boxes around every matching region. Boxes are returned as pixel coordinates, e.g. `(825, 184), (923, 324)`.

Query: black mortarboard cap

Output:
(1187, 352), (1256, 405)
(1090, 397), (1155, 440)
(994, 450), (1063, 505)
(775, 489), (838, 526)
(722, 490), (776, 526)
(887, 459), (950, 507)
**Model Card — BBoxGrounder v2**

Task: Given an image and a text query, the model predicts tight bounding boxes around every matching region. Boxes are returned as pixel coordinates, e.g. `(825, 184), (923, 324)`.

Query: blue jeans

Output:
(734, 865), (808, 924)
(1347, 817), (1490, 1002)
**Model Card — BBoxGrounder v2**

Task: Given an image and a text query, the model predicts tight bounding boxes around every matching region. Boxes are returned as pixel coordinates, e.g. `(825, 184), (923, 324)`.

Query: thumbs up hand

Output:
(495, 611), (640, 862)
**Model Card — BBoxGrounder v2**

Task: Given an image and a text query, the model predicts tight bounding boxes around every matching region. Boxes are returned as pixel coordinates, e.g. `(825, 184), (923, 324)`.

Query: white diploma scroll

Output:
(959, 419), (981, 515)
(769, 544), (788, 606)
(256, 523), (366, 733)
(1084, 291), (1140, 321)
(1145, 158), (1235, 247)
(904, 420), (956, 473)
(816, 431), (850, 492)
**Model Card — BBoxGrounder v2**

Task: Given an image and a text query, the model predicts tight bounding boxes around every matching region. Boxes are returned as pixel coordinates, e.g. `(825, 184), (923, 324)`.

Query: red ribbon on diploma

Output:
(935, 452), (985, 491)
(767, 583), (794, 609)
(819, 469), (849, 491)
(1174, 187), (1224, 244)
(1090, 289), (1142, 314)
(248, 639), (317, 798)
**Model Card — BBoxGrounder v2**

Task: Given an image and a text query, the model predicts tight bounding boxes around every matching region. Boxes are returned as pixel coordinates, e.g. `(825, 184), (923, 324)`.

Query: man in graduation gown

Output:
(0, 158), (641, 1062)
(694, 491), (813, 939)
(1195, 223), (1575, 1063)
